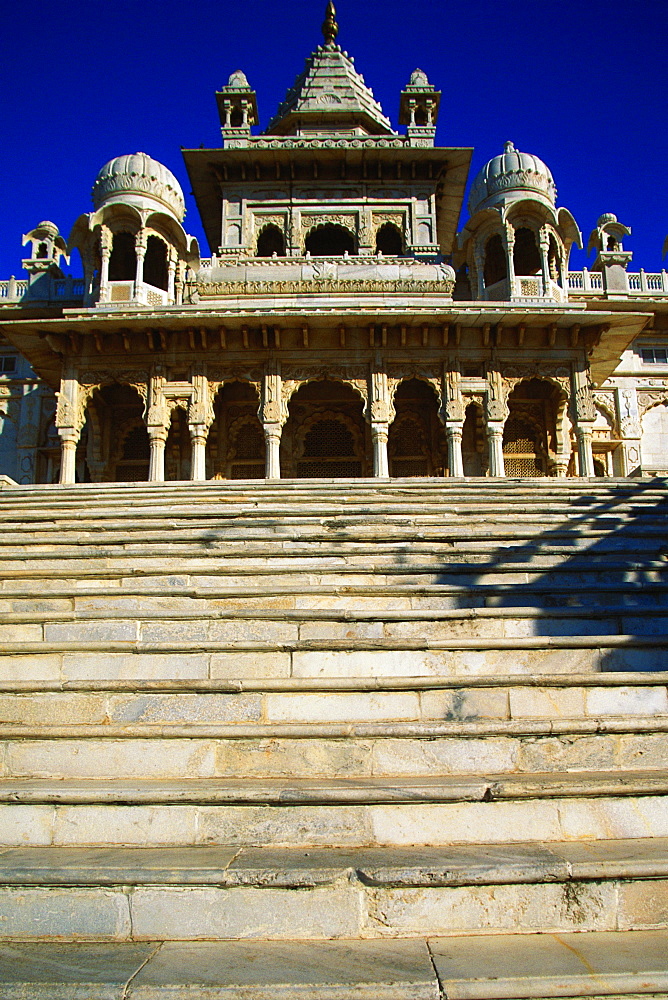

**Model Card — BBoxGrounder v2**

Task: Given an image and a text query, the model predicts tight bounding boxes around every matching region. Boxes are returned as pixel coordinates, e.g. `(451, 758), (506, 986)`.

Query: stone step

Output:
(2, 930), (668, 1000)
(2, 774), (667, 847)
(2, 608), (667, 645)
(2, 723), (667, 780)
(1, 582), (666, 610)
(0, 840), (665, 942)
(2, 675), (667, 725)
(3, 638), (667, 681)
(2, 566), (667, 594)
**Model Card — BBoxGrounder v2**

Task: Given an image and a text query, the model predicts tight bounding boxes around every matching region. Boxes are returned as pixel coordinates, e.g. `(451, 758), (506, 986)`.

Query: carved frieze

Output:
(191, 278), (455, 296)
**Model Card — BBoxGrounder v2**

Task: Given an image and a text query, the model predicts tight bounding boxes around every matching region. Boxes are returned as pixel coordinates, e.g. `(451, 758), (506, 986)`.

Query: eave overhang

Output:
(0, 302), (649, 390)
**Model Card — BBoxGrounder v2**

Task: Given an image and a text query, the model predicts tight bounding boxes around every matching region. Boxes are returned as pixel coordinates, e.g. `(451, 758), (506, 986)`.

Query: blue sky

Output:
(1, 0), (665, 278)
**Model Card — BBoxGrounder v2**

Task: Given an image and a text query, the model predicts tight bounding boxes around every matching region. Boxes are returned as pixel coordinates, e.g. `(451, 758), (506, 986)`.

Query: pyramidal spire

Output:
(321, 2), (339, 46)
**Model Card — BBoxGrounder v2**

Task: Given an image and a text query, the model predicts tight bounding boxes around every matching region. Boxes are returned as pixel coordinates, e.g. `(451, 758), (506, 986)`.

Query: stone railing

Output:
(0, 278), (29, 301)
(0, 275), (84, 304)
(567, 269), (668, 296)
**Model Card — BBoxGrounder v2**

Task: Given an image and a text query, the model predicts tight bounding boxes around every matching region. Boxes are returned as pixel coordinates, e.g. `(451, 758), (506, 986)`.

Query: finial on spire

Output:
(322, 1), (339, 45)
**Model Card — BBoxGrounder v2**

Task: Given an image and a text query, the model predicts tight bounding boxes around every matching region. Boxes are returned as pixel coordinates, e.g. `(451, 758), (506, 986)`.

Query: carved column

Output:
(261, 369), (283, 479)
(443, 363), (464, 477)
(188, 372), (213, 481)
(167, 249), (177, 305)
(55, 373), (84, 485)
(504, 223), (516, 294)
(175, 261), (185, 305)
(99, 228), (112, 302)
(369, 369), (391, 477)
(571, 362), (596, 477)
(473, 244), (485, 299)
(82, 248), (95, 306)
(616, 384), (642, 476)
(135, 230), (147, 290)
(485, 369), (508, 477)
(538, 226), (550, 296)
(146, 376), (170, 483)
(148, 427), (168, 481)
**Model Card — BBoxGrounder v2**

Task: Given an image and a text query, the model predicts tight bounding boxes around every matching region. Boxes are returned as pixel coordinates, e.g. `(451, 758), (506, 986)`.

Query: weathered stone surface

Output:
(0, 942), (157, 1000)
(128, 939), (439, 999)
(430, 928), (668, 998)
(130, 882), (360, 939)
(53, 806), (198, 846)
(365, 880), (616, 935)
(214, 738), (373, 778)
(0, 887), (131, 938)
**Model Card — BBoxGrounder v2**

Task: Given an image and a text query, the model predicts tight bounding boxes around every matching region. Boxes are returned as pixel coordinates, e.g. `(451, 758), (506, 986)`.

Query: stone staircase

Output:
(0, 477), (667, 999)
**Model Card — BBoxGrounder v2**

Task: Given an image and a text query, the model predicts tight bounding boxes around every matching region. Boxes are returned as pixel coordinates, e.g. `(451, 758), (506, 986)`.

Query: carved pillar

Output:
(167, 250), (177, 305)
(261, 369), (283, 479)
(616, 384), (642, 476)
(99, 228), (112, 302)
(369, 369), (391, 477)
(148, 428), (168, 482)
(445, 423), (464, 476)
(175, 261), (185, 305)
(485, 369), (508, 477)
(55, 374), (83, 485)
(82, 248), (95, 306)
(504, 223), (516, 294)
(571, 362), (596, 477)
(443, 362), (464, 477)
(473, 244), (485, 299)
(188, 372), (213, 481)
(549, 454), (570, 478)
(135, 230), (147, 290)
(539, 226), (550, 296)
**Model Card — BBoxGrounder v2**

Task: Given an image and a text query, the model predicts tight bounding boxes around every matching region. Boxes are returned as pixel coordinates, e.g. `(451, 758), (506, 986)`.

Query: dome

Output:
(227, 70), (250, 89)
(35, 221), (60, 238)
(597, 212), (617, 226)
(91, 152), (185, 222)
(468, 141), (557, 215)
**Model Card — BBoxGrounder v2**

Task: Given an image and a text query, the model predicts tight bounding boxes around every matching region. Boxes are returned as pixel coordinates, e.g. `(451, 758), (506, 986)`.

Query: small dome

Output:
(408, 68), (430, 87)
(468, 141), (557, 215)
(597, 212), (617, 226)
(35, 221), (59, 237)
(91, 152), (185, 222)
(227, 70), (250, 89)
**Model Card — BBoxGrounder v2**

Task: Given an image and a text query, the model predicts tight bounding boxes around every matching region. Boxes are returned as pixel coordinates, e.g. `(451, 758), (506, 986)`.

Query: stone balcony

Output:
(482, 275), (567, 303)
(189, 255), (456, 302)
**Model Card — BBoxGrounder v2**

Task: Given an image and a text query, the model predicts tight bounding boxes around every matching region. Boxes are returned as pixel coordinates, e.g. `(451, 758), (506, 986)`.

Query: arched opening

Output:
(414, 106), (428, 126)
(165, 408), (192, 481)
(304, 224), (356, 256)
(503, 378), (563, 477)
(257, 225), (285, 257)
(281, 379), (368, 478)
(591, 404), (616, 477)
(375, 223), (403, 256)
(484, 234), (507, 287)
(513, 227), (541, 276)
(88, 383), (147, 482)
(230, 107), (243, 128)
(388, 379), (445, 477)
(36, 242), (48, 259)
(144, 235), (168, 290)
(108, 232), (136, 281)
(462, 403), (485, 476)
(115, 423), (150, 481)
(207, 381), (265, 480)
